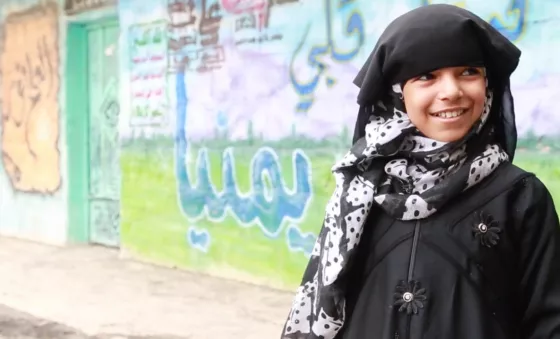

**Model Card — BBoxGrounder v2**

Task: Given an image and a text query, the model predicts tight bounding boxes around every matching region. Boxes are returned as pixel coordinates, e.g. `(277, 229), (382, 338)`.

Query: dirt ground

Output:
(0, 237), (293, 339)
(0, 304), (88, 339)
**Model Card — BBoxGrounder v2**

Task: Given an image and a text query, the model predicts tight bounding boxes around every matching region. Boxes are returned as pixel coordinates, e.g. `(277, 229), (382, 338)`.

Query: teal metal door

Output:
(87, 21), (120, 247)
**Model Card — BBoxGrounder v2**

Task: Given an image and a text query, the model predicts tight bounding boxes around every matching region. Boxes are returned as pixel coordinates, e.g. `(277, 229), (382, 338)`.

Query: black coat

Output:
(339, 162), (560, 339)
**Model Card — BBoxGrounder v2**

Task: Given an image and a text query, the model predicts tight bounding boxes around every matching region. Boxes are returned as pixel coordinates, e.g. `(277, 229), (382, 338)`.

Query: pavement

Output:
(0, 237), (294, 339)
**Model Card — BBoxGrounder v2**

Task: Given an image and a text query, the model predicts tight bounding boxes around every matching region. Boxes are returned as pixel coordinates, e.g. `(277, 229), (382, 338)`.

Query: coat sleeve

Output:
(516, 176), (560, 338)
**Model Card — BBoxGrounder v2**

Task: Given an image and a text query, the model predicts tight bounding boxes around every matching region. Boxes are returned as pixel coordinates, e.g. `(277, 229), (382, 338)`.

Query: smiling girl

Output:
(403, 66), (487, 142)
(281, 4), (560, 339)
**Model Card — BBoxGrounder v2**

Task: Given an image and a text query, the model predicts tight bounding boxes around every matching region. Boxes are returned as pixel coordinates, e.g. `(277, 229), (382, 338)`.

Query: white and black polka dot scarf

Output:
(281, 81), (509, 339)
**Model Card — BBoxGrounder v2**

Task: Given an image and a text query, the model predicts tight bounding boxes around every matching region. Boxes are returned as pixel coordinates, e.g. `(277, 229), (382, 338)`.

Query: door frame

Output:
(66, 16), (120, 244)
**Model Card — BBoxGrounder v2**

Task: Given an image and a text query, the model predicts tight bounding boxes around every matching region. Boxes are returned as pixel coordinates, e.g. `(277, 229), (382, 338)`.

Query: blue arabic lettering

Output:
(290, 0), (365, 112)
(174, 70), (313, 237)
(286, 224), (317, 258)
(421, 0), (526, 42)
(187, 226), (211, 253)
(488, 0), (526, 41)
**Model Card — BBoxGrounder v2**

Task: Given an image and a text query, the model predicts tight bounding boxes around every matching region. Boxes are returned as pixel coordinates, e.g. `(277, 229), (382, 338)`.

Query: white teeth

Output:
(432, 110), (465, 118)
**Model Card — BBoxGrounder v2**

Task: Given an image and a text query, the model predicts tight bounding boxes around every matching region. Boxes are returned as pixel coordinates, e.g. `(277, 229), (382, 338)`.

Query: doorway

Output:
(86, 19), (121, 247)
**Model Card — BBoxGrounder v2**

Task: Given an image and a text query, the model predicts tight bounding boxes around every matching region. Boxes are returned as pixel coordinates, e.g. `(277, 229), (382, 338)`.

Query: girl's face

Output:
(402, 66), (487, 142)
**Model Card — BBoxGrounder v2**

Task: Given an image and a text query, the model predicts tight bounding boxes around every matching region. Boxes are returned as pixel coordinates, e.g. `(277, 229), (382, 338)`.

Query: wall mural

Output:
(1, 3), (61, 195)
(0, 1), (68, 245)
(129, 21), (168, 126)
(119, 0), (560, 288)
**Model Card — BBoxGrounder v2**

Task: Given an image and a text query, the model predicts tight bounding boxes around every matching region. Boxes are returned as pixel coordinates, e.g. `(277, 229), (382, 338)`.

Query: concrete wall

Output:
(119, 0), (560, 289)
(0, 0), (68, 244)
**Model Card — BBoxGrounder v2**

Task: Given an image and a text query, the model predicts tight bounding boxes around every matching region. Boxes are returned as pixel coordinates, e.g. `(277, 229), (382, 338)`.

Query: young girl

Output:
(281, 4), (560, 339)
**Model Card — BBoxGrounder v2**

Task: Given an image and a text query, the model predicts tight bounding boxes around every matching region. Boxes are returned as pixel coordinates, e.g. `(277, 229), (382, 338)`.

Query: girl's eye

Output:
(417, 73), (435, 81)
(462, 68), (481, 76)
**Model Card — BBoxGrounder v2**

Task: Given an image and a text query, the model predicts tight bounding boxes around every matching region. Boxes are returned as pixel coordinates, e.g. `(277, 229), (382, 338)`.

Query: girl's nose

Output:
(437, 76), (463, 102)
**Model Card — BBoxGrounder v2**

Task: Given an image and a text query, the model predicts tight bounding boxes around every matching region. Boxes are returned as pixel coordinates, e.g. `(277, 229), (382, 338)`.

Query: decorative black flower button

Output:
(394, 280), (427, 315)
(473, 212), (501, 248)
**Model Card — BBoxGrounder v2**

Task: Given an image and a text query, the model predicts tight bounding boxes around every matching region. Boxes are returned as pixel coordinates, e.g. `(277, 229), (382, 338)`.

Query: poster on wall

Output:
(128, 21), (169, 126)
(167, 0), (227, 73)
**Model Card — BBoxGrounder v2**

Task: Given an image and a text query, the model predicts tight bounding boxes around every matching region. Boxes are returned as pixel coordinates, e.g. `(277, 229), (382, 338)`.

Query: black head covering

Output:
(351, 4), (521, 160)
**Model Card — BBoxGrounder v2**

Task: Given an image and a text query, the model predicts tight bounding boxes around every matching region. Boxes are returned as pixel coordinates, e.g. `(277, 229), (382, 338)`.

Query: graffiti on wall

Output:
(290, 0), (365, 113)
(167, 0), (301, 72)
(129, 21), (169, 126)
(176, 146), (313, 236)
(1, 3), (61, 194)
(121, 0), (560, 287)
(168, 0), (226, 72)
(221, 0), (299, 46)
(423, 0), (527, 41)
(174, 70), (315, 255)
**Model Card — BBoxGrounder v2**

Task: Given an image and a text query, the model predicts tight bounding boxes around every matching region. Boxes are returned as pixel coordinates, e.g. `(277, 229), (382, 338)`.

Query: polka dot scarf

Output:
(281, 81), (509, 339)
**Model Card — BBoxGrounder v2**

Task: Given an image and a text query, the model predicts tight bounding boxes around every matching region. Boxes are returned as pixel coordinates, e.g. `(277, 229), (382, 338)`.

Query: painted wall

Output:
(119, 0), (560, 289)
(0, 1), (68, 244)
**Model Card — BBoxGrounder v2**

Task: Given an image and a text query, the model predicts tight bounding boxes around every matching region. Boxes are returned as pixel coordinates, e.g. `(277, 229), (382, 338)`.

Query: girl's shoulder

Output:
(453, 161), (557, 231)
(485, 162), (558, 235)
(478, 161), (551, 203)
(494, 162), (554, 206)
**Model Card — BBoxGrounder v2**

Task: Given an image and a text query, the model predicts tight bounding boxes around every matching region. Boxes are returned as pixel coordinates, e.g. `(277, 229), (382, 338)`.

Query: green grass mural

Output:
(121, 138), (560, 289)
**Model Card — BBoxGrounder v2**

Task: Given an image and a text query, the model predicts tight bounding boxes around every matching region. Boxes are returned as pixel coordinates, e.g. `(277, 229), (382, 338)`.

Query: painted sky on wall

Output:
(118, 0), (560, 141)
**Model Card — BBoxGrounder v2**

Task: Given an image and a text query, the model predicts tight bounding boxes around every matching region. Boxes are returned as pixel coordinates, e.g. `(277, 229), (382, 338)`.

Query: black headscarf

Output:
(281, 5), (521, 339)
(352, 4), (520, 160)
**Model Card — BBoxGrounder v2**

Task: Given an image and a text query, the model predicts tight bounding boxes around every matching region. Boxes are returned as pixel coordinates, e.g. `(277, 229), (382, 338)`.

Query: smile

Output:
(430, 109), (467, 119)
